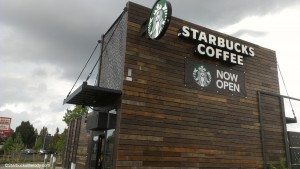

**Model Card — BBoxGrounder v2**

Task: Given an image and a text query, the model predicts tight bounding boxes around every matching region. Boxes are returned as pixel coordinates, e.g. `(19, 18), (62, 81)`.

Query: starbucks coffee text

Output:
(178, 26), (255, 65)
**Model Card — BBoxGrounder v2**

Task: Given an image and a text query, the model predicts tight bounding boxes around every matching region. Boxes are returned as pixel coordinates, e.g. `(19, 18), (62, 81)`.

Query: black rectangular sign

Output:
(185, 59), (246, 97)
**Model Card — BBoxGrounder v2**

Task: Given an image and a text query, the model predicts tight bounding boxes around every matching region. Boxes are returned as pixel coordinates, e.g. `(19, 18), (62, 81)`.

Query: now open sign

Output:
(185, 59), (246, 97)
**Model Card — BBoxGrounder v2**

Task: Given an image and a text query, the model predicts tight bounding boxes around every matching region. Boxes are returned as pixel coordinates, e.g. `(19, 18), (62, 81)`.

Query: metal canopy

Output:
(286, 117), (297, 124)
(63, 82), (122, 107)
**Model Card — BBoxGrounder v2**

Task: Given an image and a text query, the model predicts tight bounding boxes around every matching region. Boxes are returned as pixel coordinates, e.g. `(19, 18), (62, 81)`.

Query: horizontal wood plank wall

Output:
(260, 95), (286, 165)
(116, 2), (282, 169)
(63, 120), (74, 169)
(76, 117), (90, 169)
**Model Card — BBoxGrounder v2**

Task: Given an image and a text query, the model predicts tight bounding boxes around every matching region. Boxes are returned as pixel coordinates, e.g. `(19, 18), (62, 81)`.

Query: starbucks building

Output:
(63, 1), (300, 169)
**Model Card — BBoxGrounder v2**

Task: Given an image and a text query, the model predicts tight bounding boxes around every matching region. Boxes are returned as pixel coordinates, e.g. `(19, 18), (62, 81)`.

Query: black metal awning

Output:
(63, 82), (122, 107)
(286, 117), (297, 124)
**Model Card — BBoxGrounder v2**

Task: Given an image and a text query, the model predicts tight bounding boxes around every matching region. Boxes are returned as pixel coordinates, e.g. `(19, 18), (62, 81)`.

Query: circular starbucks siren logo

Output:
(193, 65), (212, 87)
(147, 0), (172, 40)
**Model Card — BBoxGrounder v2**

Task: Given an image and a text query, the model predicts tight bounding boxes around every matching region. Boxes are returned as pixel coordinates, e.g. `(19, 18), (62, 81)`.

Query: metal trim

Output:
(97, 34), (105, 87)
(280, 97), (292, 169)
(258, 91), (267, 169)
(259, 91), (300, 102)
(258, 91), (298, 169)
(104, 8), (128, 37)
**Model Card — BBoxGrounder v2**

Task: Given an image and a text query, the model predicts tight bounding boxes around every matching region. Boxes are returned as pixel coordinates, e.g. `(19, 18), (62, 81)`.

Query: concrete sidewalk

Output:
(1, 168), (61, 169)
(0, 164), (62, 169)
(0, 168), (61, 169)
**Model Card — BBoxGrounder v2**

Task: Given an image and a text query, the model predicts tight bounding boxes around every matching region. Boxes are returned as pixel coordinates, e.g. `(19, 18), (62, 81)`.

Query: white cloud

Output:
(220, 5), (300, 97)
(0, 61), (71, 134)
(220, 5), (300, 131)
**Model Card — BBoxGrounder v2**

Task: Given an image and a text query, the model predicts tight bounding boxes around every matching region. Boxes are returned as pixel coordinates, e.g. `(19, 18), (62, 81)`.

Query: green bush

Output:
(268, 158), (287, 169)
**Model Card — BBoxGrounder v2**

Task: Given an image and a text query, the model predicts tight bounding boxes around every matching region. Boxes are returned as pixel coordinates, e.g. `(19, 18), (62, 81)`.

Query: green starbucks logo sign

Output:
(193, 65), (212, 87)
(147, 0), (172, 40)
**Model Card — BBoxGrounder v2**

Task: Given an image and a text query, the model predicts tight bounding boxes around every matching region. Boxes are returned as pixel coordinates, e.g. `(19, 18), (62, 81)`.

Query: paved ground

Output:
(0, 168), (62, 169)
(0, 168), (61, 169)
(0, 165), (62, 169)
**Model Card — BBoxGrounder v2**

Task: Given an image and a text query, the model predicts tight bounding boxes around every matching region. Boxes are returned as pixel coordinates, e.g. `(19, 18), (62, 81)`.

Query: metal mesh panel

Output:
(291, 148), (300, 164)
(289, 132), (300, 147)
(99, 12), (127, 90)
(292, 165), (300, 169)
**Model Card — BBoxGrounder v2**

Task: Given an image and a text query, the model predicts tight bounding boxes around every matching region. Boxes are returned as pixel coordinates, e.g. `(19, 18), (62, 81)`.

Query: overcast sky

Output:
(1, 0), (300, 134)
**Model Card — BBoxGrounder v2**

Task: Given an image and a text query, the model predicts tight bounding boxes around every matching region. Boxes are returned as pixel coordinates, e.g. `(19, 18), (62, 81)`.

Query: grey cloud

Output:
(32, 67), (48, 78)
(30, 106), (43, 113)
(231, 29), (268, 38)
(171, 0), (300, 29)
(49, 101), (67, 113)
(0, 0), (128, 80)
(1, 0), (299, 133)
(0, 76), (48, 106)
(1, 0), (299, 81)
(0, 77), (35, 106)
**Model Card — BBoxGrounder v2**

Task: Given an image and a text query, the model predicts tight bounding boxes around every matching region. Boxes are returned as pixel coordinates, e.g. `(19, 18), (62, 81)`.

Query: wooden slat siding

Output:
(76, 117), (90, 169)
(115, 2), (283, 169)
(260, 95), (286, 165)
(65, 120), (74, 169)
(72, 118), (81, 163)
(62, 124), (70, 168)
(70, 118), (78, 163)
(74, 118), (81, 168)
(64, 117), (87, 169)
